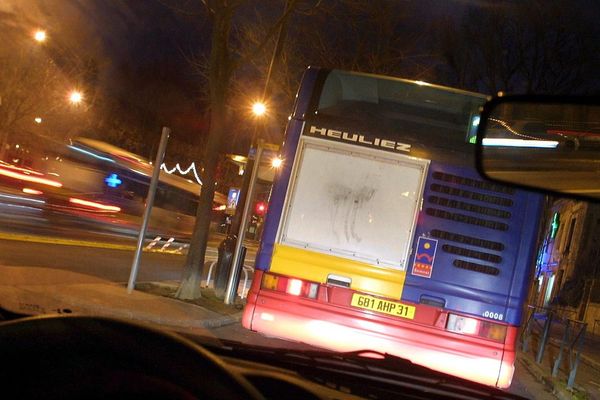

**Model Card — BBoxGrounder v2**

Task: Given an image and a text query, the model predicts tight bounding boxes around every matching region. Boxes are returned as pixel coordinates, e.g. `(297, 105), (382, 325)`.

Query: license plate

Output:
(351, 293), (415, 320)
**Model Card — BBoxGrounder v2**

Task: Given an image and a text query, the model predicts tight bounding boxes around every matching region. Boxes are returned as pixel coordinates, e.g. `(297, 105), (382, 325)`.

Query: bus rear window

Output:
(314, 70), (486, 145)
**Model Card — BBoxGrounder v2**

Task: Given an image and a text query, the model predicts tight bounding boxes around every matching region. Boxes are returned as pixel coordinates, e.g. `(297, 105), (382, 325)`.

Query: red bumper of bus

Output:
(243, 271), (517, 389)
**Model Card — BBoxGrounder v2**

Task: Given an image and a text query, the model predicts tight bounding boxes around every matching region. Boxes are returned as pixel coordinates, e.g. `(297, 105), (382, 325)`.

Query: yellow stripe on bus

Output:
(269, 244), (406, 299)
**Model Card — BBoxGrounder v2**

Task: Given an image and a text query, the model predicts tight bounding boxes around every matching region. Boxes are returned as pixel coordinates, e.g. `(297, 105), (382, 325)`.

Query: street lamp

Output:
(34, 30), (47, 43)
(252, 101), (267, 117)
(271, 156), (283, 168)
(68, 90), (83, 105)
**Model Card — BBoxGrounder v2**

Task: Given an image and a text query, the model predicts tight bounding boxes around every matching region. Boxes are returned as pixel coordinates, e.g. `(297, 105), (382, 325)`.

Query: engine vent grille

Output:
(430, 229), (504, 251)
(430, 184), (513, 207)
(425, 208), (508, 231)
(453, 260), (500, 276)
(432, 172), (515, 195)
(423, 170), (515, 277)
(442, 244), (502, 263)
(428, 196), (511, 219)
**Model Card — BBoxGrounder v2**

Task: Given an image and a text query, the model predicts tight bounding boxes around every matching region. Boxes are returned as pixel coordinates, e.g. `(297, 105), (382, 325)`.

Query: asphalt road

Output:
(0, 191), (258, 282)
(0, 238), (189, 282)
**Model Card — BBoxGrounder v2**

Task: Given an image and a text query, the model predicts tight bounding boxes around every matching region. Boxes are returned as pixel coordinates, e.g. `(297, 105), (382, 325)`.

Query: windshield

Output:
(1, 1), (599, 399)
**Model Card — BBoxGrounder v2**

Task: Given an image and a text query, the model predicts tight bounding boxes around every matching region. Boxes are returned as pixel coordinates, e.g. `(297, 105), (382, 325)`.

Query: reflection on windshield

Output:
(481, 101), (600, 199)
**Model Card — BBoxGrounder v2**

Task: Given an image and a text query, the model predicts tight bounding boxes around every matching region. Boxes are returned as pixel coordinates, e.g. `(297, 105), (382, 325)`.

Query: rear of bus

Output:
(242, 68), (542, 388)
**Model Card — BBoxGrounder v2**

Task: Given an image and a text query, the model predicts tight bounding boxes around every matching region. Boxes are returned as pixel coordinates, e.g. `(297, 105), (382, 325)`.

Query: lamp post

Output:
(223, 140), (265, 304)
(221, 0), (292, 304)
(218, 102), (266, 301)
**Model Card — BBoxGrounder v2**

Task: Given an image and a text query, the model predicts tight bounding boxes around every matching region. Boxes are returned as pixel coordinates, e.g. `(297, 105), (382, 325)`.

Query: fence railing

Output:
(520, 304), (587, 390)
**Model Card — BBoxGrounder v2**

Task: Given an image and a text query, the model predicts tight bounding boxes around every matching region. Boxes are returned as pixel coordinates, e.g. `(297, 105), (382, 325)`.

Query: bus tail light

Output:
(287, 279), (303, 296)
(285, 278), (318, 298)
(479, 321), (507, 342)
(446, 314), (507, 342)
(261, 273), (319, 299)
(261, 272), (280, 291)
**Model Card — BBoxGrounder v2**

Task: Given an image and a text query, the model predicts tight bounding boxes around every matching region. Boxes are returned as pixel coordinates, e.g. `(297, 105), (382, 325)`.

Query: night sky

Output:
(2, 0), (600, 161)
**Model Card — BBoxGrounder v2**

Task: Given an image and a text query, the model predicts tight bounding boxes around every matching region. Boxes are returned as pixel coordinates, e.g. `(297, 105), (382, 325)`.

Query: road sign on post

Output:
(226, 187), (240, 215)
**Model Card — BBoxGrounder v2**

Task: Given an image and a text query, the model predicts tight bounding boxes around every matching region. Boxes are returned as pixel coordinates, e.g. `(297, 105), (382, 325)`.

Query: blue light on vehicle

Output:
(104, 173), (123, 188)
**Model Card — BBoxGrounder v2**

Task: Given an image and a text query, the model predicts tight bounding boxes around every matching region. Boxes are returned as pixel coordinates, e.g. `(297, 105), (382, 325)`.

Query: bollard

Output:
(521, 306), (535, 353)
(230, 246), (247, 300)
(536, 310), (553, 364)
(553, 319), (570, 377)
(567, 322), (587, 390)
(214, 234), (237, 298)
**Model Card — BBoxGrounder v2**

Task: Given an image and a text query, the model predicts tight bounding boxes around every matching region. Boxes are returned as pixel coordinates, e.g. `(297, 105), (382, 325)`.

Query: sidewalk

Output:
(0, 265), (241, 330)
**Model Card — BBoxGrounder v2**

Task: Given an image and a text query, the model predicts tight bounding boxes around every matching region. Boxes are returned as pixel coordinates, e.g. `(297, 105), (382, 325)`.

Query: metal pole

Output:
(127, 127), (170, 293)
(536, 310), (553, 364)
(552, 319), (570, 377)
(224, 143), (263, 304)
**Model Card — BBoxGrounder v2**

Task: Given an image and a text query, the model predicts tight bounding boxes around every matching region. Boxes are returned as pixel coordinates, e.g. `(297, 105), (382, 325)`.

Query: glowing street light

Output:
(68, 90), (83, 105)
(34, 30), (47, 43)
(271, 156), (283, 168)
(252, 101), (266, 117)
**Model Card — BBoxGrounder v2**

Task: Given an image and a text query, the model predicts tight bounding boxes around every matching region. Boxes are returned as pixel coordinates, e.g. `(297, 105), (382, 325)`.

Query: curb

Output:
(2, 293), (243, 331)
(50, 287), (244, 330)
(517, 356), (556, 392)
(0, 279), (243, 331)
(580, 353), (600, 371)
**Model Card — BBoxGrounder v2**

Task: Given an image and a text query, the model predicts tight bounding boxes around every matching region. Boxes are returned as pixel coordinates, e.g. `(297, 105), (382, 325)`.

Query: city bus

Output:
(242, 68), (543, 388)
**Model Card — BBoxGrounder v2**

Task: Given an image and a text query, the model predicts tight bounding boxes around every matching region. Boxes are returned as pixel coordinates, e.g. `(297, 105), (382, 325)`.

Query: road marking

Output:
(161, 237), (175, 251)
(175, 243), (189, 254)
(0, 232), (256, 259)
(145, 236), (162, 249)
(0, 231), (135, 251)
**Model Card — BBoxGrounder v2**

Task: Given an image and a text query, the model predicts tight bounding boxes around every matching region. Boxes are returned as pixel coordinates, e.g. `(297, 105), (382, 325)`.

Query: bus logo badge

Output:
(411, 237), (437, 278)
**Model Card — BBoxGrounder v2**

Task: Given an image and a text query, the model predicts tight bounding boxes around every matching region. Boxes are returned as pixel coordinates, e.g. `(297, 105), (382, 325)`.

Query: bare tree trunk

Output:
(176, 2), (234, 300)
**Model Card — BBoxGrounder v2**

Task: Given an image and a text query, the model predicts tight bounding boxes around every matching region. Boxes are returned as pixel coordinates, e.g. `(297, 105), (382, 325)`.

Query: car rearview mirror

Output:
(476, 96), (600, 200)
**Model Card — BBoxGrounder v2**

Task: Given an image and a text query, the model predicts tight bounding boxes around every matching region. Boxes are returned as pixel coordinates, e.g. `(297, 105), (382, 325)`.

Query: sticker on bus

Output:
(411, 237), (438, 278)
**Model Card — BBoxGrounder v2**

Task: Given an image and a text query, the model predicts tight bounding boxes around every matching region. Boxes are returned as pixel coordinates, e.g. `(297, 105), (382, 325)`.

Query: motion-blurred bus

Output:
(1, 137), (225, 238)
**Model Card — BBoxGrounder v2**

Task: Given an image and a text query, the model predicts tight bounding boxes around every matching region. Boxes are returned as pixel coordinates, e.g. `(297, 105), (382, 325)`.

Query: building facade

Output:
(534, 198), (600, 328)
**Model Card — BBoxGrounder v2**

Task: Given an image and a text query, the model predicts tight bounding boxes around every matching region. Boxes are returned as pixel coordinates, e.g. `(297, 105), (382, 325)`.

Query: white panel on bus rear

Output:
(280, 138), (428, 270)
